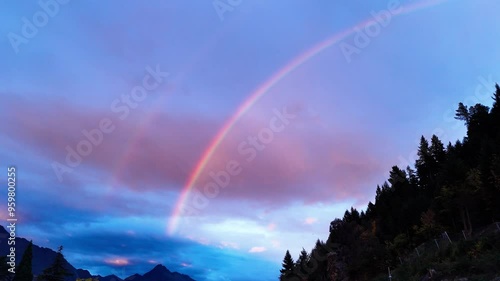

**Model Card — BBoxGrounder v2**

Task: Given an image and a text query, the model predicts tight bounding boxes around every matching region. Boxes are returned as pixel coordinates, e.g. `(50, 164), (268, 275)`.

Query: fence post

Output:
(444, 231), (452, 244)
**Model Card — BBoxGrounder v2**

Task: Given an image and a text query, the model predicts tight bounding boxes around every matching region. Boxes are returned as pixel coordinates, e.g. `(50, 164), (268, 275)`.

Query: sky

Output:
(1, 0), (500, 280)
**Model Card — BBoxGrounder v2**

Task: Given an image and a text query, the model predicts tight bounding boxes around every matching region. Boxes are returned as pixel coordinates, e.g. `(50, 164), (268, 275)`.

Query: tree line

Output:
(279, 84), (500, 280)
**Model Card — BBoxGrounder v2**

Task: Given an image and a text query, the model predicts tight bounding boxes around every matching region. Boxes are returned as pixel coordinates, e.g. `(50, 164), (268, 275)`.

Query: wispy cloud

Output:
(249, 247), (267, 253)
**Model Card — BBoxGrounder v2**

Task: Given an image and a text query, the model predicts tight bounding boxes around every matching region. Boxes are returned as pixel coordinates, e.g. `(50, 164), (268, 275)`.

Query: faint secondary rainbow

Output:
(167, 0), (450, 235)
(108, 21), (239, 191)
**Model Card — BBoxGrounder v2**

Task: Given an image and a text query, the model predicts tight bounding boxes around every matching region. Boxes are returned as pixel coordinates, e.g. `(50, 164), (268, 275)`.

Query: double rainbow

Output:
(119, 0), (450, 235)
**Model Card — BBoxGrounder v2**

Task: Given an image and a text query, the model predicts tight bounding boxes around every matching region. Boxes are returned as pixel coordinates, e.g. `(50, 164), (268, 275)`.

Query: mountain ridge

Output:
(0, 226), (195, 281)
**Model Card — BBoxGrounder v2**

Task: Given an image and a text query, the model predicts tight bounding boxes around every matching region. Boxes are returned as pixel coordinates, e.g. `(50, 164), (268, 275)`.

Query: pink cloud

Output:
(248, 246), (267, 253)
(1, 96), (392, 211)
(0, 96), (214, 187)
(219, 241), (239, 249)
(189, 118), (388, 207)
(304, 217), (318, 225)
(104, 258), (129, 266)
(267, 223), (277, 231)
(271, 240), (281, 248)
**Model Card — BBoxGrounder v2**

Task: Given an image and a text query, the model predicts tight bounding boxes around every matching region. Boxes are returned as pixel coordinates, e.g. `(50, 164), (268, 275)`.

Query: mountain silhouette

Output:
(0, 225), (77, 281)
(76, 268), (93, 279)
(95, 274), (123, 281)
(0, 226), (195, 281)
(128, 264), (195, 281)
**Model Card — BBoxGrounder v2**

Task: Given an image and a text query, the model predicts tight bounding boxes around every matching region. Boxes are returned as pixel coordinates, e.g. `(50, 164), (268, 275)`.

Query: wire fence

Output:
(397, 222), (500, 265)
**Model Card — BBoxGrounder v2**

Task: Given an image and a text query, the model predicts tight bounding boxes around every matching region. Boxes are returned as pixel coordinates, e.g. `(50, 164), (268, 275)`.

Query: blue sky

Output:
(1, 0), (500, 280)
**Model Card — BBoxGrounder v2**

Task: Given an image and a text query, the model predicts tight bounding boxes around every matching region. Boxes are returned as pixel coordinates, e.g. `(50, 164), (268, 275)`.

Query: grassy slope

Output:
(371, 233), (500, 281)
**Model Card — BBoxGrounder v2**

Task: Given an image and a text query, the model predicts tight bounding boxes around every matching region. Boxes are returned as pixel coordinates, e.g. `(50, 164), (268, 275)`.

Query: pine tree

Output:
(489, 84), (500, 220)
(467, 104), (490, 138)
(406, 166), (419, 187)
(13, 241), (33, 281)
(37, 246), (73, 281)
(279, 250), (296, 281)
(428, 135), (446, 194)
(0, 256), (12, 281)
(490, 84), (500, 127)
(388, 166), (407, 187)
(308, 240), (329, 281)
(366, 201), (376, 219)
(416, 136), (432, 188)
(430, 135), (446, 165)
(455, 102), (470, 124)
(295, 248), (309, 276)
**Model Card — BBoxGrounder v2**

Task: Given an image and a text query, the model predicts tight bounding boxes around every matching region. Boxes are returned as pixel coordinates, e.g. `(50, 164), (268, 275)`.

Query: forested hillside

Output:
(280, 84), (500, 281)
